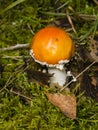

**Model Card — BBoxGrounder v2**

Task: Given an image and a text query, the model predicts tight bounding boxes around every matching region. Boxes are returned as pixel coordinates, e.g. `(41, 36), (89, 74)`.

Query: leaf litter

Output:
(45, 92), (76, 119)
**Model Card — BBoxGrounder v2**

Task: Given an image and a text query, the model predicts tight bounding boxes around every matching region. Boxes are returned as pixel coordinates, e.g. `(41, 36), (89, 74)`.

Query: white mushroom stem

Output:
(48, 66), (67, 86)
(47, 64), (76, 86)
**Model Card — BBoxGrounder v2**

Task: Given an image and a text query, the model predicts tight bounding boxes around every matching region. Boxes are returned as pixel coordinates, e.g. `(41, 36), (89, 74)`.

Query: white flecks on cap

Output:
(30, 50), (69, 70)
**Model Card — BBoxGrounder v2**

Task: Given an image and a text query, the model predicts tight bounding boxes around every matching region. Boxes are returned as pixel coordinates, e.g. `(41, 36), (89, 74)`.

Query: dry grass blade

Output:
(93, 0), (98, 5)
(66, 9), (77, 34)
(79, 14), (97, 21)
(1, 0), (26, 14)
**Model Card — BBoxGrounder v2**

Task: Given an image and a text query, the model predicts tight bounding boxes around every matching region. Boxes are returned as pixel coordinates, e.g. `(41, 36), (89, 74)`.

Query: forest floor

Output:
(0, 0), (98, 129)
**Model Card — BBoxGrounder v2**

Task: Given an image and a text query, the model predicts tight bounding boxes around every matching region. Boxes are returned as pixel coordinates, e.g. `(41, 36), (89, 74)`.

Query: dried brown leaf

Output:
(46, 93), (76, 119)
(89, 38), (98, 62)
(91, 77), (97, 87)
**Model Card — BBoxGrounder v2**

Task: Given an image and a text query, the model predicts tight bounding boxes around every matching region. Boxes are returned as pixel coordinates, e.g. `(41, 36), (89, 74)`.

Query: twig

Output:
(10, 89), (32, 101)
(2, 55), (30, 60)
(0, 43), (29, 51)
(60, 60), (96, 92)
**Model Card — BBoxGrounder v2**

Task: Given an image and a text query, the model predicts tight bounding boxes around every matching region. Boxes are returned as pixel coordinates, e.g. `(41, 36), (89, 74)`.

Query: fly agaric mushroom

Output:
(30, 26), (75, 86)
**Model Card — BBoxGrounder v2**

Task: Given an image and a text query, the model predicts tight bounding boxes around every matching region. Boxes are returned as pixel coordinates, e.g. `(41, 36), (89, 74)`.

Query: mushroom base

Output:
(48, 66), (76, 86)
(48, 67), (67, 86)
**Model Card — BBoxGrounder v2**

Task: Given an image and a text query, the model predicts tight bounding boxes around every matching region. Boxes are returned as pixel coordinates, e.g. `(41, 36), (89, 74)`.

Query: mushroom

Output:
(30, 26), (75, 86)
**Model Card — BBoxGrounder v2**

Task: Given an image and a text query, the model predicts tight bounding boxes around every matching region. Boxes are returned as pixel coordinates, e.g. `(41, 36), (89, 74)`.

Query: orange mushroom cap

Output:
(30, 26), (74, 65)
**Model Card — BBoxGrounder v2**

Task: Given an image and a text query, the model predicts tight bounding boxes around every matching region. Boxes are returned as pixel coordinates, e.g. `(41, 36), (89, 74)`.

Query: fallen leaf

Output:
(45, 93), (76, 119)
(89, 37), (98, 62)
(91, 77), (97, 87)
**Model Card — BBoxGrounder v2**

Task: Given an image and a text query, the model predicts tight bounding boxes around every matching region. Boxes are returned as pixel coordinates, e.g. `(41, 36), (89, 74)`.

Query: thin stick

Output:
(2, 55), (30, 59)
(10, 89), (32, 101)
(0, 43), (29, 51)
(60, 60), (96, 92)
